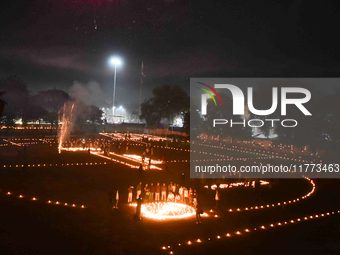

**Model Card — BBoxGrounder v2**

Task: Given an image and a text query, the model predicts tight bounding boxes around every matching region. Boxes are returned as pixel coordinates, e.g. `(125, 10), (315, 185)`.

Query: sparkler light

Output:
(58, 103), (74, 154)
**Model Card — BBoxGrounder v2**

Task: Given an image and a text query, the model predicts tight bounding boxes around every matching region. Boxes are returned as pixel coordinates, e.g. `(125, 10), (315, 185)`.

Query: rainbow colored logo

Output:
(196, 82), (222, 106)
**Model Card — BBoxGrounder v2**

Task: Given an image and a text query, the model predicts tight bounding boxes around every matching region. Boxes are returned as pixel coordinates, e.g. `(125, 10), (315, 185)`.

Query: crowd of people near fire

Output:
(108, 182), (199, 208)
(127, 182), (198, 206)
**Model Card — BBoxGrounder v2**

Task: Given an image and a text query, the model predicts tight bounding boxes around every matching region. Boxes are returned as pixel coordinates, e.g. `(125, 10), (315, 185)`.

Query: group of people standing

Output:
(127, 182), (198, 207)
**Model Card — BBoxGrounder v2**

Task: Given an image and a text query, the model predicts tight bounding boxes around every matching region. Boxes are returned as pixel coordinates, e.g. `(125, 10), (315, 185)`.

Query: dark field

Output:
(0, 138), (340, 255)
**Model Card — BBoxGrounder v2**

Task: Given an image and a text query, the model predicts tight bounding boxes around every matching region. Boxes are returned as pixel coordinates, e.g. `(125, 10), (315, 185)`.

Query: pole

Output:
(113, 64), (117, 118)
(139, 61), (143, 120)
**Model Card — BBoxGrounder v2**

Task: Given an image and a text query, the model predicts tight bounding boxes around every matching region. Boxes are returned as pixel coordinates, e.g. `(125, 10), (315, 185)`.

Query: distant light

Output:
(119, 105), (123, 109)
(109, 57), (122, 66)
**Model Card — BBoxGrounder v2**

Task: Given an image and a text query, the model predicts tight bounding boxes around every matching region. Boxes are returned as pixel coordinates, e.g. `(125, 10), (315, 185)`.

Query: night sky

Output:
(1, 0), (340, 110)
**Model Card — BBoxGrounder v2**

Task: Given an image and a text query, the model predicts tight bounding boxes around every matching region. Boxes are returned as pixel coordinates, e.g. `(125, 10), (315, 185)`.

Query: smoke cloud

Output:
(69, 80), (108, 107)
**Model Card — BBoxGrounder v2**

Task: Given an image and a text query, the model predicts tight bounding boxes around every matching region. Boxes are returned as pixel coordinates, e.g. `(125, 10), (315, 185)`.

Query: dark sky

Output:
(1, 0), (340, 109)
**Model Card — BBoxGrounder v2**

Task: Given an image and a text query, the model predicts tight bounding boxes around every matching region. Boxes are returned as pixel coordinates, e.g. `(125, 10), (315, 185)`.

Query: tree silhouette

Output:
(140, 99), (162, 127)
(0, 91), (6, 118)
(35, 90), (71, 126)
(140, 85), (189, 127)
(0, 76), (30, 126)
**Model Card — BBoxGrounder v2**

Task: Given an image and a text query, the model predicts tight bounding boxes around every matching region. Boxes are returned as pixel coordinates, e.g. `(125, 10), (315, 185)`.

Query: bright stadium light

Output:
(108, 56), (122, 120)
(109, 57), (122, 66)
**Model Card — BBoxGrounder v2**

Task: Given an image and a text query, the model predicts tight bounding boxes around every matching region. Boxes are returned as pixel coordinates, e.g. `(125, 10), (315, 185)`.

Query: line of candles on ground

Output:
(161, 209), (340, 254)
(196, 142), (320, 164)
(1, 135), (317, 163)
(1, 140), (286, 169)
(108, 152), (163, 170)
(204, 180), (270, 190)
(128, 141), (315, 164)
(2, 139), (55, 147)
(1, 142), (53, 146)
(92, 151), (145, 169)
(3, 139), (23, 147)
(7, 138), (56, 141)
(0, 126), (57, 130)
(1, 151), (163, 170)
(127, 142), (266, 162)
(128, 142), (191, 153)
(0, 189), (85, 208)
(2, 138), (56, 143)
(196, 139), (303, 157)
(100, 142), (261, 165)
(61, 147), (163, 170)
(225, 177), (315, 213)
(2, 139), (321, 177)
(104, 139), (319, 165)
(1, 148), (317, 175)
(198, 134), (313, 153)
(2, 161), (112, 168)
(2, 133), (316, 163)
(62, 134), (313, 166)
(100, 132), (190, 143)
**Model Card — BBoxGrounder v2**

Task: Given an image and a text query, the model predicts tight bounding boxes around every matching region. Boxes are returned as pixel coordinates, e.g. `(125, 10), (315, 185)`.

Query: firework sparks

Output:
(58, 103), (74, 154)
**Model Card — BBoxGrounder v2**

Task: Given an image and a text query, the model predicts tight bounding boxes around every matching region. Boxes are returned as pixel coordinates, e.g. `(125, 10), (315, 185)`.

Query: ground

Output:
(0, 136), (340, 255)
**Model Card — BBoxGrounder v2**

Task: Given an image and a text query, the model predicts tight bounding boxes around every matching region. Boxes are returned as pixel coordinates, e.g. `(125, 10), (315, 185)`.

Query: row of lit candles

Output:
(198, 134), (298, 150)
(0, 190), (85, 208)
(196, 142), (319, 164)
(2, 161), (111, 168)
(199, 139), (320, 159)
(9, 138), (55, 141)
(100, 132), (190, 143)
(198, 140), (310, 158)
(226, 177), (315, 213)
(62, 148), (162, 170)
(126, 142), (261, 162)
(162, 209), (340, 254)
(101, 139), (310, 166)
(0, 127), (57, 129)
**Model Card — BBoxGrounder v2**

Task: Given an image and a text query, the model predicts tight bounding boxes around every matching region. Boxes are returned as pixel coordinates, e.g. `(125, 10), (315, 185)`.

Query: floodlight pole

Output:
(113, 63), (117, 116)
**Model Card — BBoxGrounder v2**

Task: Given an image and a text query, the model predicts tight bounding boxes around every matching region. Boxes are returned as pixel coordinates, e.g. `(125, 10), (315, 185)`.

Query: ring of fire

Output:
(138, 202), (197, 220)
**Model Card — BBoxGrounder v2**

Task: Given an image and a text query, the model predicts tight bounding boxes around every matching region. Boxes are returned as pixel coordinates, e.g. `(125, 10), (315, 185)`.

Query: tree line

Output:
(0, 76), (103, 128)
